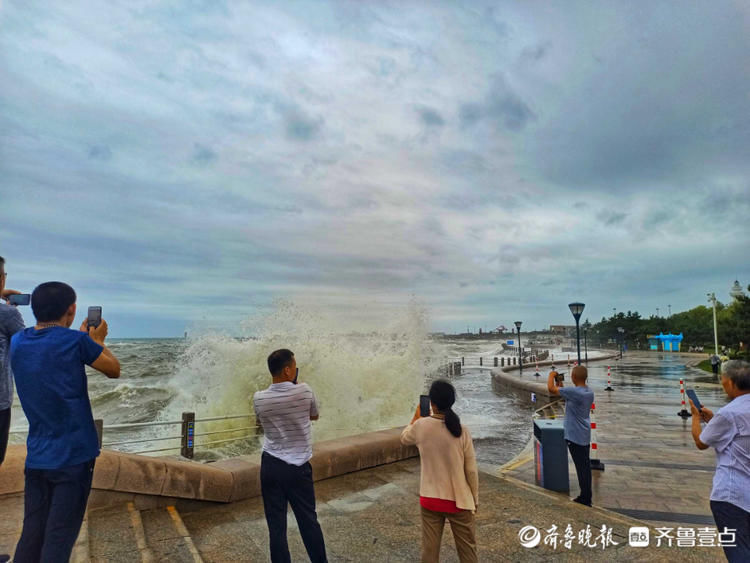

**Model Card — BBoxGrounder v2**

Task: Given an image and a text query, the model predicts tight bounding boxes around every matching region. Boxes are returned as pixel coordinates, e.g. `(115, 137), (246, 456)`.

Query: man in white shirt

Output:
(253, 349), (327, 563)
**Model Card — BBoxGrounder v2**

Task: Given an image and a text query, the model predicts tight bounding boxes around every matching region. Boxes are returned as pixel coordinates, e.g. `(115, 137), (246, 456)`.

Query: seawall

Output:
(491, 352), (620, 398)
(0, 427), (417, 509)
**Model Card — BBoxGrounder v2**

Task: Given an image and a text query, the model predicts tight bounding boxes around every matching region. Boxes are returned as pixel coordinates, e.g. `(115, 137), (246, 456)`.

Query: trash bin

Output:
(533, 419), (569, 492)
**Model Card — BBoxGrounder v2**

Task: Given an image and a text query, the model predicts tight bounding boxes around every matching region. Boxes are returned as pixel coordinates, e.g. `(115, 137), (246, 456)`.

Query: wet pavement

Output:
(501, 352), (729, 533)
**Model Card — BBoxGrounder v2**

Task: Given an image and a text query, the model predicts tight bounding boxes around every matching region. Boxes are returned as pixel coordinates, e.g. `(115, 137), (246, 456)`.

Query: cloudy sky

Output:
(1, 1), (748, 337)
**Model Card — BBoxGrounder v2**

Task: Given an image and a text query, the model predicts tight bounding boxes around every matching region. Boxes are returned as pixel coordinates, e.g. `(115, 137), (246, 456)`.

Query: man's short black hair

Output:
(31, 282), (76, 322)
(268, 349), (294, 377)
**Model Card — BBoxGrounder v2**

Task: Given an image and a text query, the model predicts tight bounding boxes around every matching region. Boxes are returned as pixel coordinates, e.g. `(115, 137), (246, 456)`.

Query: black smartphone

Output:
(686, 389), (703, 411)
(9, 294), (30, 306)
(419, 394), (431, 417)
(87, 306), (102, 328)
(293, 367), (299, 384)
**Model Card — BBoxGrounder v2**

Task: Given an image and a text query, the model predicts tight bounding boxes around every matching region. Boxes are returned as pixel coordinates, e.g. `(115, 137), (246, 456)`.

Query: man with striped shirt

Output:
(253, 349), (327, 563)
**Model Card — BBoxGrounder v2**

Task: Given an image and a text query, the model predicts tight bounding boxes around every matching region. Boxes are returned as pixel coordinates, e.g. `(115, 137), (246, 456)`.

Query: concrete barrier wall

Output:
(0, 428), (417, 506)
(492, 352), (621, 398)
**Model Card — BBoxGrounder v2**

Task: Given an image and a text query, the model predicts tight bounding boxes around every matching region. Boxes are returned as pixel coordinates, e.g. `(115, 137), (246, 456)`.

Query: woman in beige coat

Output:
(401, 380), (479, 563)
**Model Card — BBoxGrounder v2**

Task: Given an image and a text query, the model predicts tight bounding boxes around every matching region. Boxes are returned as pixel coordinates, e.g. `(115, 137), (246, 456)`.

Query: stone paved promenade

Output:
(502, 353), (726, 529)
(176, 457), (723, 561)
(0, 352), (731, 561)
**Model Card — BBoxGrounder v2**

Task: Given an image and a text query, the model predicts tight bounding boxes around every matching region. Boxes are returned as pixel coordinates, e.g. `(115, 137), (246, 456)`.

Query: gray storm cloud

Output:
(0, 0), (746, 336)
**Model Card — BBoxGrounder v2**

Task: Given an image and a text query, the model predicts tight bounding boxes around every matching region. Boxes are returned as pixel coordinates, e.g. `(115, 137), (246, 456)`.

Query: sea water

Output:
(9, 302), (532, 467)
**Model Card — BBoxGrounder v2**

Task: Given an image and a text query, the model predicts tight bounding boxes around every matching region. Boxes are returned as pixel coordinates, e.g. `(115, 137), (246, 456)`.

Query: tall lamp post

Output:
(568, 302), (585, 364)
(583, 325), (589, 363)
(617, 327), (625, 358)
(514, 321), (523, 372)
(707, 293), (719, 357)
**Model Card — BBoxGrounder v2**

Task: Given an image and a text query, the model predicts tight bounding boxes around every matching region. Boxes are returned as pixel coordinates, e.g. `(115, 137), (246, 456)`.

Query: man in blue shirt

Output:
(690, 360), (750, 563)
(547, 365), (595, 506)
(10, 282), (120, 563)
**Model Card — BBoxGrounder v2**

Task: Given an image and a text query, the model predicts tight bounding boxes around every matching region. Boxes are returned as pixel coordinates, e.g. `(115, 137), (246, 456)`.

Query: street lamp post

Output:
(514, 321), (523, 372)
(568, 303), (585, 365)
(584, 326), (588, 363)
(707, 293), (719, 358)
(617, 327), (625, 358)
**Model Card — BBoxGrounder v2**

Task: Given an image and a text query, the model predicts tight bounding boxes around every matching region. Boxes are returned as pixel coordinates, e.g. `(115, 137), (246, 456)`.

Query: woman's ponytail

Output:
(429, 379), (462, 438)
(444, 407), (462, 438)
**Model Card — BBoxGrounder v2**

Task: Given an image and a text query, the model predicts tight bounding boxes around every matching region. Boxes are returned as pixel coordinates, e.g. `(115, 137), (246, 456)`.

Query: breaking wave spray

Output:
(163, 299), (438, 456)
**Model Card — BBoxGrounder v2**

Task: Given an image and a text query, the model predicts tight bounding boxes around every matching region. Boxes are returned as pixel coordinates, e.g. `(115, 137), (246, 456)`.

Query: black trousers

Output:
(260, 452), (327, 563)
(710, 500), (750, 563)
(14, 459), (95, 563)
(0, 408), (10, 465)
(566, 440), (592, 506)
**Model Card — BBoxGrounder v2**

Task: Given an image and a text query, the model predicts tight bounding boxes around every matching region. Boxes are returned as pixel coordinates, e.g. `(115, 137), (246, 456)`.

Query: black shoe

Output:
(573, 497), (592, 507)
(0, 554), (10, 563)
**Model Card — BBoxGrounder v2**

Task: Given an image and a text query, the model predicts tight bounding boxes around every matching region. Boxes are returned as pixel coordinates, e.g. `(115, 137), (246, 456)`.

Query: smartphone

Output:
(8, 294), (30, 306)
(419, 394), (431, 417)
(686, 389), (703, 411)
(293, 367), (299, 384)
(87, 306), (102, 329)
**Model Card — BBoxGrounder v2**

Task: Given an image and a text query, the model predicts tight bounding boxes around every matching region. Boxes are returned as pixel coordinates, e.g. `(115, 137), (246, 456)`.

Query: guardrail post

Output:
(479, 357), (483, 366)
(461, 356), (465, 366)
(181, 412), (195, 459)
(501, 357), (505, 366)
(95, 419), (103, 448)
(494, 357), (498, 367)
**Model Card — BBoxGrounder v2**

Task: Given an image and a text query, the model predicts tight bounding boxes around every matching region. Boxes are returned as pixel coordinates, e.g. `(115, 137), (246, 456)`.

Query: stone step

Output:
(87, 504), (140, 563)
(140, 506), (202, 562)
(69, 512), (90, 563)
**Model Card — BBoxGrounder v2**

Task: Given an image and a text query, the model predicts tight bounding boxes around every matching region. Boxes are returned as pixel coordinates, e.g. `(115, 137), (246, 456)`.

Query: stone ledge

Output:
(492, 352), (621, 398)
(0, 427), (418, 507)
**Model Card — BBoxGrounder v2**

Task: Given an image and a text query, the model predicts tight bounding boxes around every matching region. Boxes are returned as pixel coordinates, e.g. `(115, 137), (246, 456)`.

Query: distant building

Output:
(648, 333), (683, 352)
(730, 280), (746, 301)
(549, 325), (576, 337)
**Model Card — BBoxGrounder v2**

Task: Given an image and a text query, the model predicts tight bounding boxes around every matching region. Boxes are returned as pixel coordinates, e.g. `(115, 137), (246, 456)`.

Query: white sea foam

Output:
(162, 299), (438, 444)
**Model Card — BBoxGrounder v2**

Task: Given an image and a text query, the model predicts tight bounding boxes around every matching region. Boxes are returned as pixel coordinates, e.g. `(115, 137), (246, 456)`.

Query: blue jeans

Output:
(14, 459), (95, 563)
(710, 500), (750, 563)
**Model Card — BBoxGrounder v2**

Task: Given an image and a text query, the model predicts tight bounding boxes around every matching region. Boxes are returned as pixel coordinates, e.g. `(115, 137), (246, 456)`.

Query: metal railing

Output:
(445, 353), (549, 369)
(9, 412), (259, 459)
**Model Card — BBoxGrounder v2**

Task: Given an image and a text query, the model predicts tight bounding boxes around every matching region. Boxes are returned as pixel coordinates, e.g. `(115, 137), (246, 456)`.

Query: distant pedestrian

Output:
(711, 353), (721, 376)
(547, 365), (594, 506)
(689, 360), (750, 563)
(401, 380), (479, 563)
(253, 349), (327, 563)
(11, 282), (120, 563)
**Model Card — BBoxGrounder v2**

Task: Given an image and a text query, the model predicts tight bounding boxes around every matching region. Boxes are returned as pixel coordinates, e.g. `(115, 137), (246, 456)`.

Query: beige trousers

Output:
(420, 506), (477, 563)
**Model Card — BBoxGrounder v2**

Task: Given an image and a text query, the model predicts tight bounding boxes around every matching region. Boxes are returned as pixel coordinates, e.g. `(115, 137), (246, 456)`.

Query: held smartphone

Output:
(8, 293), (31, 306)
(87, 306), (102, 329)
(686, 389), (703, 411)
(419, 394), (431, 417)
(293, 367), (299, 384)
